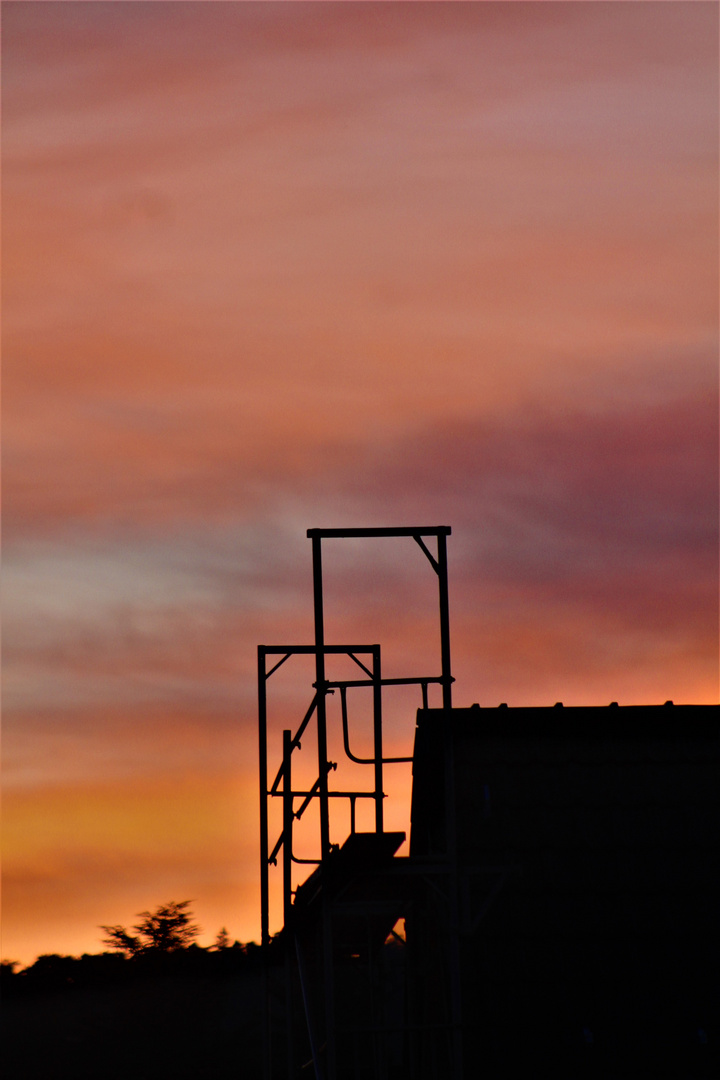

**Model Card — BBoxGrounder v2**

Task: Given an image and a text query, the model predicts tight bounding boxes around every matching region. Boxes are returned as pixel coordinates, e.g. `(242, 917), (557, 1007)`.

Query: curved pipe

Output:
(339, 686), (413, 765)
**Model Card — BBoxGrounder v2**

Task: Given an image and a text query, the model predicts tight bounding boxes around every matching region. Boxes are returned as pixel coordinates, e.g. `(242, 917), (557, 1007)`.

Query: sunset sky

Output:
(3, 1), (718, 967)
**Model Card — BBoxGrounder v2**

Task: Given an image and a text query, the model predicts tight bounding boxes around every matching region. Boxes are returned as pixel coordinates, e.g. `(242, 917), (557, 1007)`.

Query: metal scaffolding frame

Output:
(258, 527), (460, 1080)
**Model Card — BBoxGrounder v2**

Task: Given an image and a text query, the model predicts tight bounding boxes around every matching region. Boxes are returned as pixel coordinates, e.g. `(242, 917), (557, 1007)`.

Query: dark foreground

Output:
(1, 949), (264, 1080)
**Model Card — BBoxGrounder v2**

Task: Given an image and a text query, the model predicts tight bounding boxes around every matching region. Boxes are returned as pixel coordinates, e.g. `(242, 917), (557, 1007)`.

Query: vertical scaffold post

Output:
(258, 647), (271, 1080)
(437, 531), (453, 711)
(311, 534), (331, 858)
(372, 644), (384, 834)
(259, 649), (270, 949)
(310, 533), (336, 1079)
(282, 730), (294, 1080)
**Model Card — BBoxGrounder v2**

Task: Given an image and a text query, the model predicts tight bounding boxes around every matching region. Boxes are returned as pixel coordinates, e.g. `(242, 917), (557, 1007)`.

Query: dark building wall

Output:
(409, 705), (719, 1078)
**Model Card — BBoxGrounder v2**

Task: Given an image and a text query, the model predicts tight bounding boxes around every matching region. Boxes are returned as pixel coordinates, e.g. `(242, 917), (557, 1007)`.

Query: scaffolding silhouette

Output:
(258, 527), (464, 1079)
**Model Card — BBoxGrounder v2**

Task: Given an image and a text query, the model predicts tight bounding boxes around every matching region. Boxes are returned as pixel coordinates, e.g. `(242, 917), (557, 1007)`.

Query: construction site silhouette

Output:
(2, 526), (717, 1080)
(259, 527), (719, 1079)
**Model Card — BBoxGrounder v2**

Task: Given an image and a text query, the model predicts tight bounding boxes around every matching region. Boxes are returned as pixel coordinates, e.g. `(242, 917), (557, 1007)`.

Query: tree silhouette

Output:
(214, 927), (230, 950)
(100, 900), (201, 956)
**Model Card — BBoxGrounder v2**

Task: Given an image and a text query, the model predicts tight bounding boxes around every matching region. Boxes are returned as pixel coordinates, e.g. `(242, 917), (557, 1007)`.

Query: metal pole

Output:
(282, 730), (294, 928)
(372, 644), (384, 834)
(310, 533), (336, 1079)
(283, 730), (295, 1080)
(259, 649), (270, 949)
(437, 532), (462, 1075)
(437, 532), (453, 710)
(311, 534), (330, 857)
(258, 648), (271, 1080)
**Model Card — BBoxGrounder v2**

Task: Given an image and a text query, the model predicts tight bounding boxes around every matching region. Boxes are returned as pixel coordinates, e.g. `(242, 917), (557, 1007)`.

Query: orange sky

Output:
(3, 1), (718, 967)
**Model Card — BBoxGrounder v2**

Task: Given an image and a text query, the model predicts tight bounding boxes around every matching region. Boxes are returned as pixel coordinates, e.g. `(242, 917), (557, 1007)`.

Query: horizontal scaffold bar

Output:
(269, 789), (379, 799)
(326, 676), (448, 689)
(259, 644), (379, 655)
(307, 526), (451, 538)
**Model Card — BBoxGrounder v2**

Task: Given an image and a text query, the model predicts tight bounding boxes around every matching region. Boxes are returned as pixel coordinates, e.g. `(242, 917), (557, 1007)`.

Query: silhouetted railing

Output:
(258, 527), (454, 1080)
